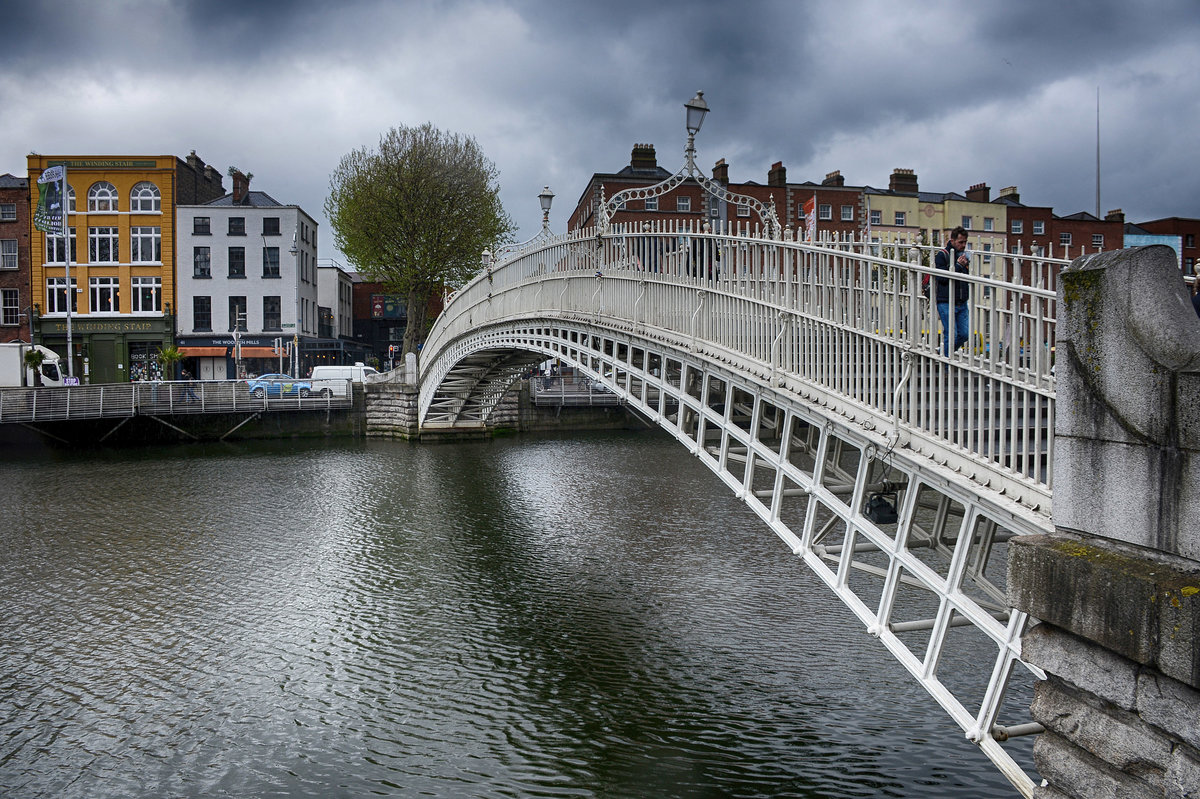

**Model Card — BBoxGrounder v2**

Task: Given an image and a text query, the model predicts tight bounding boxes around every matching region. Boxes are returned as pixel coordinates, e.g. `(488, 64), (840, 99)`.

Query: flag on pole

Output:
(35, 166), (66, 235)
(803, 194), (817, 243)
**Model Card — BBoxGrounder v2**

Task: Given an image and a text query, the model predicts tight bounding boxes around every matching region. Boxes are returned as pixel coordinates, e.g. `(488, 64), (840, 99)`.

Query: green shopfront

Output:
(35, 315), (174, 384)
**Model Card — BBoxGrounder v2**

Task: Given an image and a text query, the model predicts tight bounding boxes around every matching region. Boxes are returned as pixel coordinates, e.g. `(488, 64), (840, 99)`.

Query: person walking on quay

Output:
(179, 368), (200, 403)
(935, 226), (972, 355)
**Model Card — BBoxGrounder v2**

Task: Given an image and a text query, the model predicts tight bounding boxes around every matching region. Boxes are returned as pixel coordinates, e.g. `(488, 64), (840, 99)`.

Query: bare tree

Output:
(325, 124), (514, 355)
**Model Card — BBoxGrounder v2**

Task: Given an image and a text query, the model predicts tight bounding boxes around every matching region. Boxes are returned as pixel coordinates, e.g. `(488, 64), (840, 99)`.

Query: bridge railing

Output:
(0, 380), (353, 424)
(426, 220), (1063, 511)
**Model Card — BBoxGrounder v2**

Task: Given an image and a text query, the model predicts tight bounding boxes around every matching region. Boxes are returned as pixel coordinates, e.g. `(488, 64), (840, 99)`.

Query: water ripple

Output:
(0, 435), (1030, 798)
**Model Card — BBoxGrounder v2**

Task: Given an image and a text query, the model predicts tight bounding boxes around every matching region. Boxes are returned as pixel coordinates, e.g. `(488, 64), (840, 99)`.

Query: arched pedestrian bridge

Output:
(414, 221), (1062, 794)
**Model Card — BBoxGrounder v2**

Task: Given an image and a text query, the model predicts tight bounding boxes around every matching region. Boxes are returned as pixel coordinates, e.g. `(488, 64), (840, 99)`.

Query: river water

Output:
(0, 432), (1027, 798)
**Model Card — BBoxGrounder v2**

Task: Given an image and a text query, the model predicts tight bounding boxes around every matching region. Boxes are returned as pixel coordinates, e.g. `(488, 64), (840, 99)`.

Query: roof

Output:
(0, 173), (29, 188)
(204, 190), (285, 207)
(1057, 211), (1103, 222)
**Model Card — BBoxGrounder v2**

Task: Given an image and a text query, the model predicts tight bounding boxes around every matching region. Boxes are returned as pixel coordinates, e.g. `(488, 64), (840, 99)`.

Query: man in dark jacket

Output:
(935, 226), (971, 355)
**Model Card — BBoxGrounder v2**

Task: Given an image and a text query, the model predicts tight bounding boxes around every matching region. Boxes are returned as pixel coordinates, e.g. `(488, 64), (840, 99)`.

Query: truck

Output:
(0, 343), (67, 388)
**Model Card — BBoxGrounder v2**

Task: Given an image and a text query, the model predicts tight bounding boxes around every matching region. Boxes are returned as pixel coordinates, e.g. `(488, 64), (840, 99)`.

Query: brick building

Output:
(0, 174), (31, 342)
(1136, 217), (1200, 275)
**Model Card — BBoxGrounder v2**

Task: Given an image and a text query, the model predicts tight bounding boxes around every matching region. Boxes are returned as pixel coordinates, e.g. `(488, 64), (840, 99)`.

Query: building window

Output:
(1033, 221), (1045, 235)
(1011, 219), (1023, 235)
(894, 211), (906, 227)
(1185, 257), (1195, 275)
(982, 242), (993, 263)
(193, 216), (211, 235)
(46, 228), (77, 264)
(644, 197), (657, 211)
(984, 217), (994, 232)
(1060, 232), (1072, 247)
(818, 204), (832, 220)
(676, 197), (690, 212)
(737, 202), (751, 218)
(1, 288), (18, 325)
(263, 296), (281, 331)
(709, 204), (719, 218)
(841, 205), (854, 222)
(262, 217), (280, 235)
(88, 226), (119, 263)
(961, 216), (972, 230)
(89, 276), (120, 313)
(1, 239), (15, 270)
(46, 277), (78, 314)
(67, 186), (76, 212)
(1186, 234), (1195, 248)
(869, 209), (881, 226)
(132, 276), (161, 313)
(228, 246), (245, 277)
(229, 296), (247, 331)
(229, 217), (245, 235)
(130, 182), (160, 212)
(1092, 234), (1104, 249)
(88, 181), (118, 212)
(193, 246), (211, 278)
(262, 247), (280, 277)
(130, 226), (161, 263)
(193, 296), (211, 331)
(0, 203), (15, 221)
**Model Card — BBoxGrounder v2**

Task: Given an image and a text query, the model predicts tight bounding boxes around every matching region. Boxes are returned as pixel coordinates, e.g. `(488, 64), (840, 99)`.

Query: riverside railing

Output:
(0, 379), (353, 425)
(424, 220), (1064, 515)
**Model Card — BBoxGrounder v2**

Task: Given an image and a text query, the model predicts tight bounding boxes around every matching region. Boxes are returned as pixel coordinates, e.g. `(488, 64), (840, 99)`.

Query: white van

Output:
(309, 363), (379, 397)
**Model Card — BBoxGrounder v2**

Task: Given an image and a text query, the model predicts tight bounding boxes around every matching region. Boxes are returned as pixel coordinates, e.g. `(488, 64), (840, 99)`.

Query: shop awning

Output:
(239, 346), (280, 358)
(178, 346), (228, 357)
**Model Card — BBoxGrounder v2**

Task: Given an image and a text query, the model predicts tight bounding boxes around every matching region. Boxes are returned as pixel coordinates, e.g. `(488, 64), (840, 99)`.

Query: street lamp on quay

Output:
(601, 91), (781, 238)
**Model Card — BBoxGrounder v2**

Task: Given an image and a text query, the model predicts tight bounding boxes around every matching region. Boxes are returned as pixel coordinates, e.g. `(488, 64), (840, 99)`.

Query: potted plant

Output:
(23, 347), (45, 388)
(157, 344), (184, 380)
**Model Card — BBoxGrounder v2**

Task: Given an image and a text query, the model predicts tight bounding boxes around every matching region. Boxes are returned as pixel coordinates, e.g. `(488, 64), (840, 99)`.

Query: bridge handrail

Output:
(423, 220), (1064, 515)
(0, 379), (352, 425)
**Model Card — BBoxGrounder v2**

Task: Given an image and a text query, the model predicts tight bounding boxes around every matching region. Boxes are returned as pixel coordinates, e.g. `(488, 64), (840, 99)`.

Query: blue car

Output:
(246, 373), (312, 398)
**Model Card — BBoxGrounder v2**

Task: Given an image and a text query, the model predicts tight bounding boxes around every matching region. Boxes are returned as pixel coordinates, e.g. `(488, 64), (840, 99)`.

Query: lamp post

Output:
(601, 91), (779, 238)
(538, 186), (555, 231)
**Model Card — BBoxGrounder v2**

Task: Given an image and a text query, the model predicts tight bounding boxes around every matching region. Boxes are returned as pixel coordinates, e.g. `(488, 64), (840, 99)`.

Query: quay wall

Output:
(1008, 246), (1200, 799)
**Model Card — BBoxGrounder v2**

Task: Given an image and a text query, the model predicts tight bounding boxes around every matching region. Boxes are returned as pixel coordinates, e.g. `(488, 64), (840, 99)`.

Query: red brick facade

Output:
(0, 174), (32, 342)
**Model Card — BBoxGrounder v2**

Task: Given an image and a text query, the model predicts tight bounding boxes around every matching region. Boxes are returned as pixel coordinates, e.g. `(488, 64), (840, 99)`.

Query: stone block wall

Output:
(364, 383), (419, 438)
(1009, 246), (1200, 798)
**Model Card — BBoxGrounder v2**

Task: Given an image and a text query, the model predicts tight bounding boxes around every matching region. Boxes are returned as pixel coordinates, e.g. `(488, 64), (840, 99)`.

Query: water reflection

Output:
(0, 433), (1026, 798)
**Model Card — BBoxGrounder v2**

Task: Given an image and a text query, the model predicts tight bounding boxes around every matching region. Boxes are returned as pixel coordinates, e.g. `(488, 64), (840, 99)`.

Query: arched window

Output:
(130, 182), (160, 212)
(67, 186), (76, 213)
(88, 181), (118, 212)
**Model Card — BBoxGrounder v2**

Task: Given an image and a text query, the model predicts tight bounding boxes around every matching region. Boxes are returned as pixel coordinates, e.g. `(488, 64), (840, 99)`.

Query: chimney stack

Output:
(966, 182), (990, 203)
(889, 168), (918, 194)
(822, 170), (845, 187)
(768, 161), (787, 187)
(1105, 208), (1125, 223)
(231, 169), (251, 205)
(712, 158), (729, 185)
(998, 186), (1021, 203)
(630, 144), (657, 172)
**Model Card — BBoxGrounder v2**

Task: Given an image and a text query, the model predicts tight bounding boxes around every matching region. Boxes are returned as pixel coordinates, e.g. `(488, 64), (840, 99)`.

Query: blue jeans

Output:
(937, 302), (970, 355)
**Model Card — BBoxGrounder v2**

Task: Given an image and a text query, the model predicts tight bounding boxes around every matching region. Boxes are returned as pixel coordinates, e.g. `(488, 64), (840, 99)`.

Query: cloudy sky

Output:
(3, 0), (1198, 263)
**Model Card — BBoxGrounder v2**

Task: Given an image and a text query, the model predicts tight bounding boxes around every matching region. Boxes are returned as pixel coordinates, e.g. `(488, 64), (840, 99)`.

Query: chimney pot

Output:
(630, 143), (657, 171)
(712, 158), (729, 185)
(889, 168), (918, 194)
(822, 170), (845, 187)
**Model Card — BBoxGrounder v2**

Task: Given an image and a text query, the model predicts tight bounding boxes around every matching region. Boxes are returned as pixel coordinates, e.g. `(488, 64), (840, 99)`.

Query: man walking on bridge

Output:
(934, 226), (972, 355)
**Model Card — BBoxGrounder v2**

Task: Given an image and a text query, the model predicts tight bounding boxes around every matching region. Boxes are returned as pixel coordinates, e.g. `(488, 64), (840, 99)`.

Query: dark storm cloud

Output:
(1, 0), (1198, 248)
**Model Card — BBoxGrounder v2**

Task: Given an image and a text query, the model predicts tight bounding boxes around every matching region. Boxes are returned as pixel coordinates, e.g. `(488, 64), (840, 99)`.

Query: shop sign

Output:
(44, 320), (158, 334)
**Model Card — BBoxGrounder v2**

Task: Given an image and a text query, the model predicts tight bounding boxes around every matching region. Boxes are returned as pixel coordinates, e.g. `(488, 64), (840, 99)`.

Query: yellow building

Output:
(866, 171), (1009, 277)
(26, 153), (223, 383)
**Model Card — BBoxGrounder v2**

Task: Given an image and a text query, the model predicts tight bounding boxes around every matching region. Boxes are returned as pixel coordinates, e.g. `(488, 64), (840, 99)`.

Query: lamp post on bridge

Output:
(601, 91), (781, 238)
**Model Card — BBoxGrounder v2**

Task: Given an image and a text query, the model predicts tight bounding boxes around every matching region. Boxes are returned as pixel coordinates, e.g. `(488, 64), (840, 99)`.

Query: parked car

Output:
(246, 373), (311, 398)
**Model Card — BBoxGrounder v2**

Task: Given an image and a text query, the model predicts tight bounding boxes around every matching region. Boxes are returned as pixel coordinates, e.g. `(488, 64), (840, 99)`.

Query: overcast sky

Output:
(3, 0), (1198, 264)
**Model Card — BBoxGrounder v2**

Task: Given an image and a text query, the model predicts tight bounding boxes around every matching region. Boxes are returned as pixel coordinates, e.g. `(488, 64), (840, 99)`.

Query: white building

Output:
(315, 259), (357, 367)
(175, 171), (319, 379)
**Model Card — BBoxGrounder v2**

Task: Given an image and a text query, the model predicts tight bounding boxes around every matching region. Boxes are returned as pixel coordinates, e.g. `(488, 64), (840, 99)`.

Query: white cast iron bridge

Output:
(415, 219), (1060, 796)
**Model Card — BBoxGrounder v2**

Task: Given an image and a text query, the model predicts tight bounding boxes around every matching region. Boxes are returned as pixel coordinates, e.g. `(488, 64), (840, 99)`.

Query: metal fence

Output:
(0, 379), (353, 424)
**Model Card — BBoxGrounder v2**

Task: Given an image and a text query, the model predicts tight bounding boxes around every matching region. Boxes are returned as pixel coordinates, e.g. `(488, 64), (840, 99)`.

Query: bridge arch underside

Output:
(422, 317), (1040, 793)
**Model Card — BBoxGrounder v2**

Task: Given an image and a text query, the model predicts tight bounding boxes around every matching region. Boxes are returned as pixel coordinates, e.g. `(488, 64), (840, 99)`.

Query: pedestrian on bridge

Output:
(934, 226), (972, 355)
